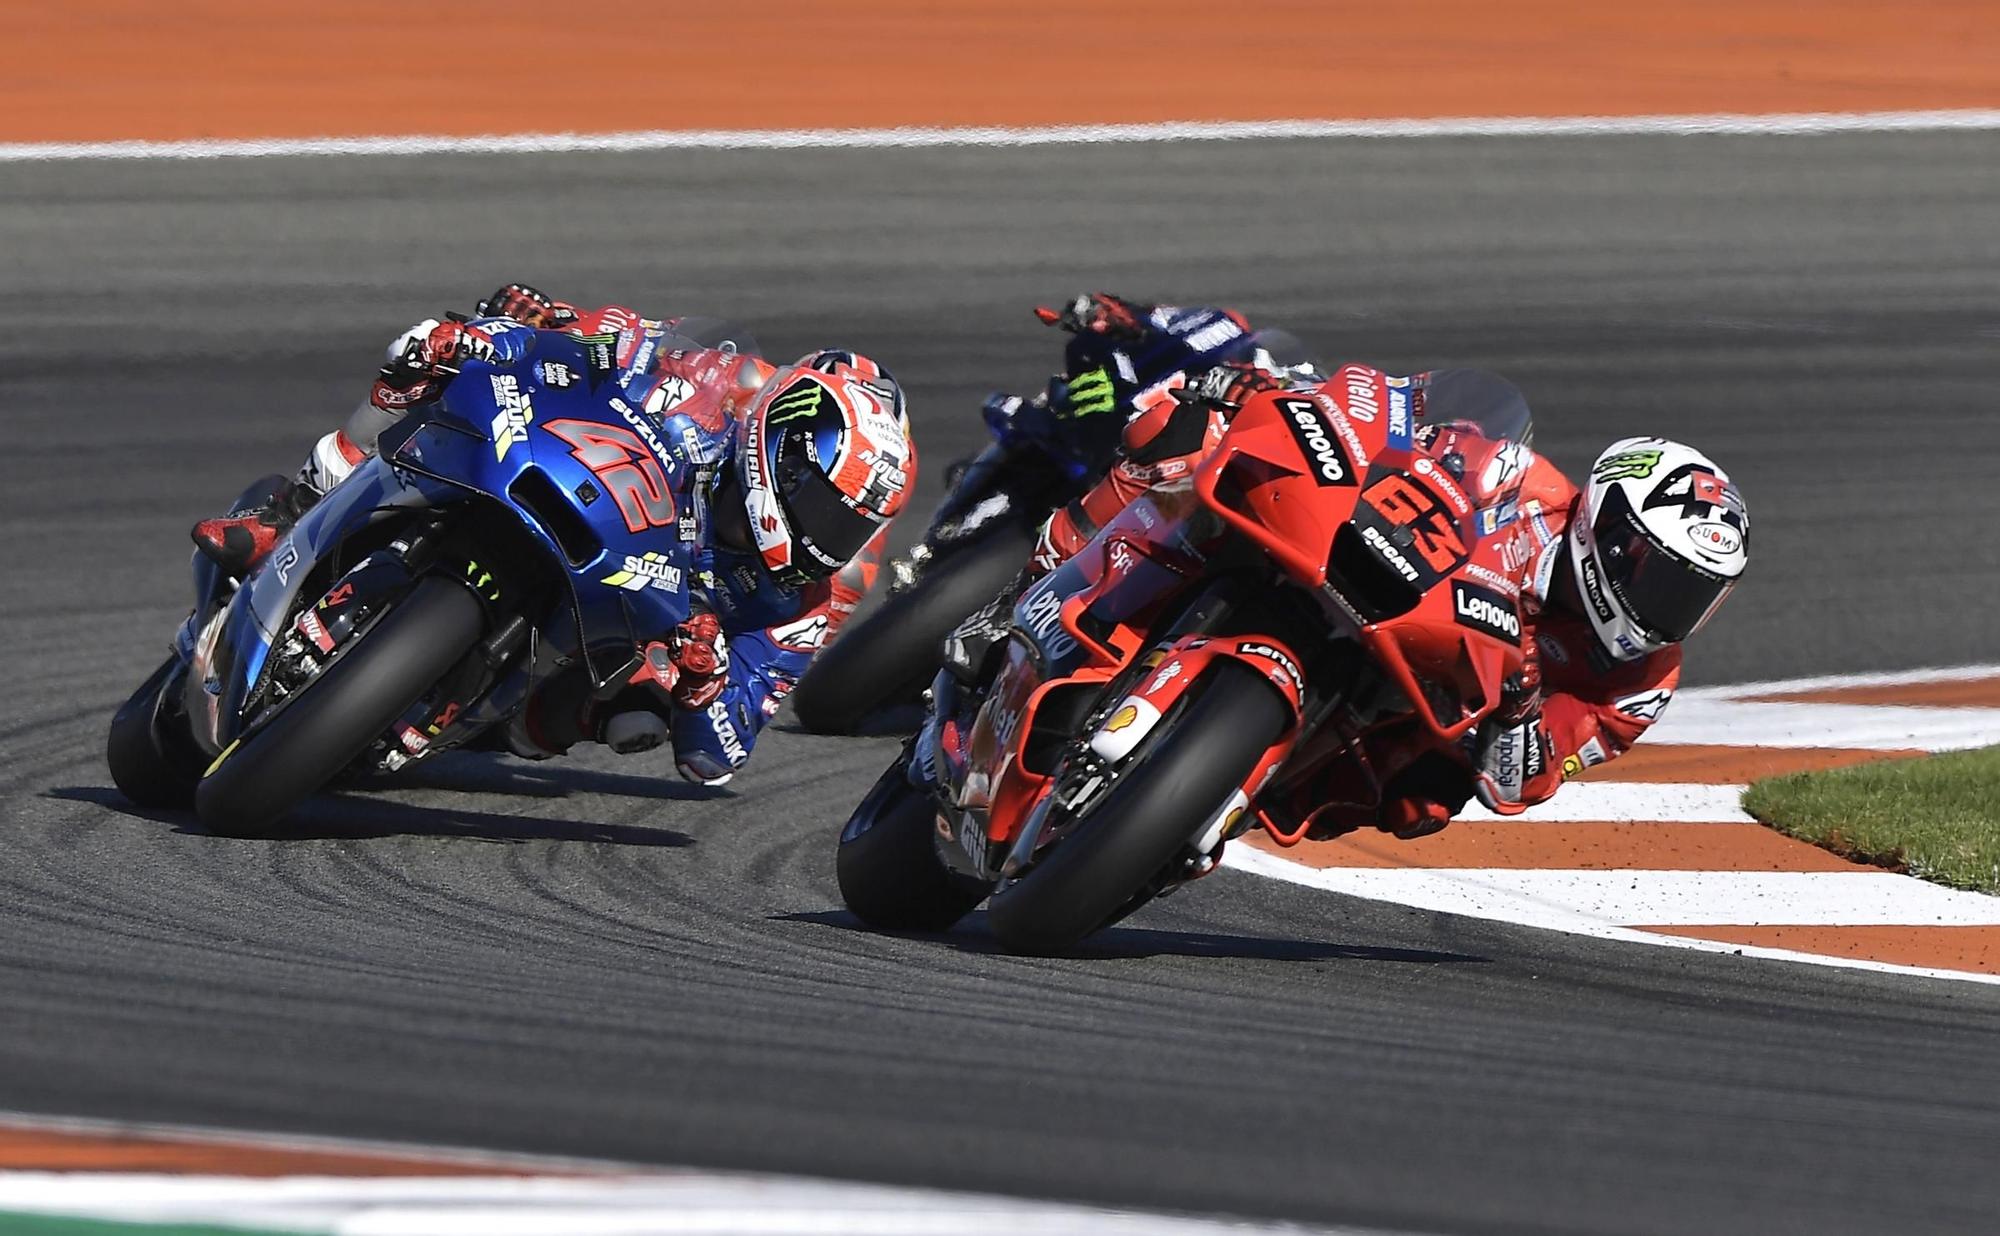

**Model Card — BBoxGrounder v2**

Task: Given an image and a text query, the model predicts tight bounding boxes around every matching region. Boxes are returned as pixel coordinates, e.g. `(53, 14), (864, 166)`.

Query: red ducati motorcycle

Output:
(836, 366), (1532, 955)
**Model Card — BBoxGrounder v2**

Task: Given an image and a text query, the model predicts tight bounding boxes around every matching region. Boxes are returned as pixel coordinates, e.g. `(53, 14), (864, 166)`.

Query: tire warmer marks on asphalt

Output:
(0, 1118), (1379, 1235)
(1231, 665), (2000, 984)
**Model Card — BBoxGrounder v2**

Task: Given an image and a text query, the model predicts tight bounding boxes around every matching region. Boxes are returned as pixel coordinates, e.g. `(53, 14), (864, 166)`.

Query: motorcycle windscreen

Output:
(1411, 368), (1534, 448)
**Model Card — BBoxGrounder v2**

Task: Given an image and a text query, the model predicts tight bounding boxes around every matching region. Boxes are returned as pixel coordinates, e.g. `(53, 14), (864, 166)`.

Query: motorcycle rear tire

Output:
(836, 755), (991, 932)
(106, 656), (202, 809)
(194, 574), (484, 837)
(790, 522), (1035, 736)
(987, 658), (1289, 956)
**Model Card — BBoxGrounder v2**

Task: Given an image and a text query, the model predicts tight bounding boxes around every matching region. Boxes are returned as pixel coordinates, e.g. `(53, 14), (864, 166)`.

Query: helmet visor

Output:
(1594, 487), (1733, 643)
(772, 434), (881, 578)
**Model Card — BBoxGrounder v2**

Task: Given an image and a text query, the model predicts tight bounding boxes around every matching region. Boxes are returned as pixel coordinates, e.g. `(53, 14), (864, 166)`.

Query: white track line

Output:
(1648, 699), (2000, 751)
(0, 1173), (1392, 1236)
(6, 109), (2000, 162)
(1456, 782), (1753, 823)
(1244, 866), (2000, 927)
(1677, 663), (2000, 701)
(1226, 847), (2000, 988)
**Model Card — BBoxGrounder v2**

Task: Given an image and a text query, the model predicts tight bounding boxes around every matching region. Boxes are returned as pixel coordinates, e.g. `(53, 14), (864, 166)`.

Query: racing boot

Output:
(190, 478), (322, 577)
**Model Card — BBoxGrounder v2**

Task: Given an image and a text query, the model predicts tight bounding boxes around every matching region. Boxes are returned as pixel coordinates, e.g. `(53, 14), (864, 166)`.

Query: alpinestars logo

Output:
(1275, 397), (1355, 486)
(1452, 580), (1521, 642)
(489, 374), (533, 460)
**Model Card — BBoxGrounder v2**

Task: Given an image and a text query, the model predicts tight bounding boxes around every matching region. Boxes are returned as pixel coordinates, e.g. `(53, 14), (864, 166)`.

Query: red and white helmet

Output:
(1571, 437), (1749, 660)
(737, 350), (915, 585)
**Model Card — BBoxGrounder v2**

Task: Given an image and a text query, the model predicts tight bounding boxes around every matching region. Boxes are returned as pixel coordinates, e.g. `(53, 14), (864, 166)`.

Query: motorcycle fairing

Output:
(186, 331), (697, 755)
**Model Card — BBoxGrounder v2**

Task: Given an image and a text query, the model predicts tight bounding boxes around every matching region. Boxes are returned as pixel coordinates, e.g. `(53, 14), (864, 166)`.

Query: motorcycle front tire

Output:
(791, 521), (1035, 736)
(194, 574), (485, 837)
(986, 659), (1290, 956)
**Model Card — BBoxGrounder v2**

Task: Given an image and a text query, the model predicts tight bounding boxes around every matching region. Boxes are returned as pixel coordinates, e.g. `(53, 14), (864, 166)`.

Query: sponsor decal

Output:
(1489, 727), (1523, 798)
(295, 609), (334, 654)
(1477, 499), (1519, 537)
(579, 332), (618, 376)
(1452, 580), (1521, 642)
(397, 724), (430, 755)
(1561, 753), (1583, 779)
(1105, 704), (1140, 733)
(707, 699), (747, 766)
(1386, 383), (1413, 450)
(1062, 366), (1116, 419)
(1274, 396), (1356, 486)
(1524, 727), (1546, 780)
(766, 376), (828, 425)
(1145, 659), (1184, 695)
(272, 540), (300, 585)
(1578, 736), (1609, 767)
(1338, 367), (1381, 423)
(609, 397), (677, 470)
(768, 613), (830, 652)
(1413, 455), (1473, 516)
(1535, 632), (1571, 666)
(1239, 641), (1304, 695)
(489, 373), (533, 460)
(537, 361), (575, 389)
(645, 374), (696, 416)
(1018, 582), (1078, 661)
(1460, 562), (1520, 596)
(1363, 524), (1421, 582)
(1614, 634), (1645, 659)
(600, 551), (684, 594)
(1592, 447), (1664, 483)
(958, 813), (988, 866)
(1688, 519), (1742, 556)
(1179, 317), (1244, 353)
(1615, 689), (1673, 723)
(1579, 553), (1618, 624)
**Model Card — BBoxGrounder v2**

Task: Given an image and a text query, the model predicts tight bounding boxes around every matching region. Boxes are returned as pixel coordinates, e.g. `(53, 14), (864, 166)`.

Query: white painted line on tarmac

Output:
(1648, 699), (2000, 751)
(1456, 782), (1753, 823)
(5, 109), (2000, 161)
(1225, 846), (2000, 987)
(0, 1172), (1400, 1235)
(1677, 663), (2000, 701)
(1237, 865), (2000, 928)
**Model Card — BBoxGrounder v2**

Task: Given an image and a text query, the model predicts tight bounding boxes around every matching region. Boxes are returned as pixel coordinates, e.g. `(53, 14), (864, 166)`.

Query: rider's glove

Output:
(1033, 292), (1152, 341)
(667, 613), (730, 710)
(1178, 361), (1284, 411)
(477, 282), (578, 328)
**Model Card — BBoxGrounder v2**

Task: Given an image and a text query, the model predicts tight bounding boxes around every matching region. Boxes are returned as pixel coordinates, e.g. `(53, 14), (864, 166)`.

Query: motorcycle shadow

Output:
(47, 784), (694, 848)
(778, 910), (1486, 965)
(345, 750), (731, 803)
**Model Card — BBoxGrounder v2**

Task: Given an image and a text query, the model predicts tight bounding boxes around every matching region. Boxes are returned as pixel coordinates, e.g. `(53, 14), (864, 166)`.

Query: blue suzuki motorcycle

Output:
(107, 326), (733, 834)
(788, 309), (1317, 735)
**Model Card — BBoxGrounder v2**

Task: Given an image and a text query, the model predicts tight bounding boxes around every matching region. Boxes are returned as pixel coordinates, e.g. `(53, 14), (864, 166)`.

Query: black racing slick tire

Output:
(106, 656), (202, 809)
(194, 575), (484, 836)
(837, 756), (991, 932)
(791, 522), (1036, 735)
(987, 659), (1290, 956)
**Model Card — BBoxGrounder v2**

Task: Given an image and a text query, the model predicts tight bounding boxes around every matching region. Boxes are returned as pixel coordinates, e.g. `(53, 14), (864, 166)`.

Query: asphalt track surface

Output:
(3, 134), (1999, 1235)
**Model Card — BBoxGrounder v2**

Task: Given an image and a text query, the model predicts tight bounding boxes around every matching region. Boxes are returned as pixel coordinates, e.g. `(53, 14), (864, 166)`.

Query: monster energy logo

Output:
(1592, 448), (1664, 483)
(767, 379), (827, 424)
(1061, 367), (1116, 419)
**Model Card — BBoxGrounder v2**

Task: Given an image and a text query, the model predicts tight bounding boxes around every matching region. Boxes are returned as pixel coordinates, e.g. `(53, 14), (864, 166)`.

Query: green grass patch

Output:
(1743, 746), (2000, 894)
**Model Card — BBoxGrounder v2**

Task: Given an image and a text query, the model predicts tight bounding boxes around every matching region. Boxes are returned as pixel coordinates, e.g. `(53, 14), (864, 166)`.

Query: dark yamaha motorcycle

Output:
(789, 308), (1315, 734)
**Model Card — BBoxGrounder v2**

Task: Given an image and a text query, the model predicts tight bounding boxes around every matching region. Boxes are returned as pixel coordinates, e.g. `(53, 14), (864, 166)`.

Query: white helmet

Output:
(1570, 438), (1748, 660)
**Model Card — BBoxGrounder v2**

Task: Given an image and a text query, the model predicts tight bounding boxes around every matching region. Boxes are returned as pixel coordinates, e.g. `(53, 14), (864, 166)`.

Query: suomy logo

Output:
(1275, 397), (1355, 486)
